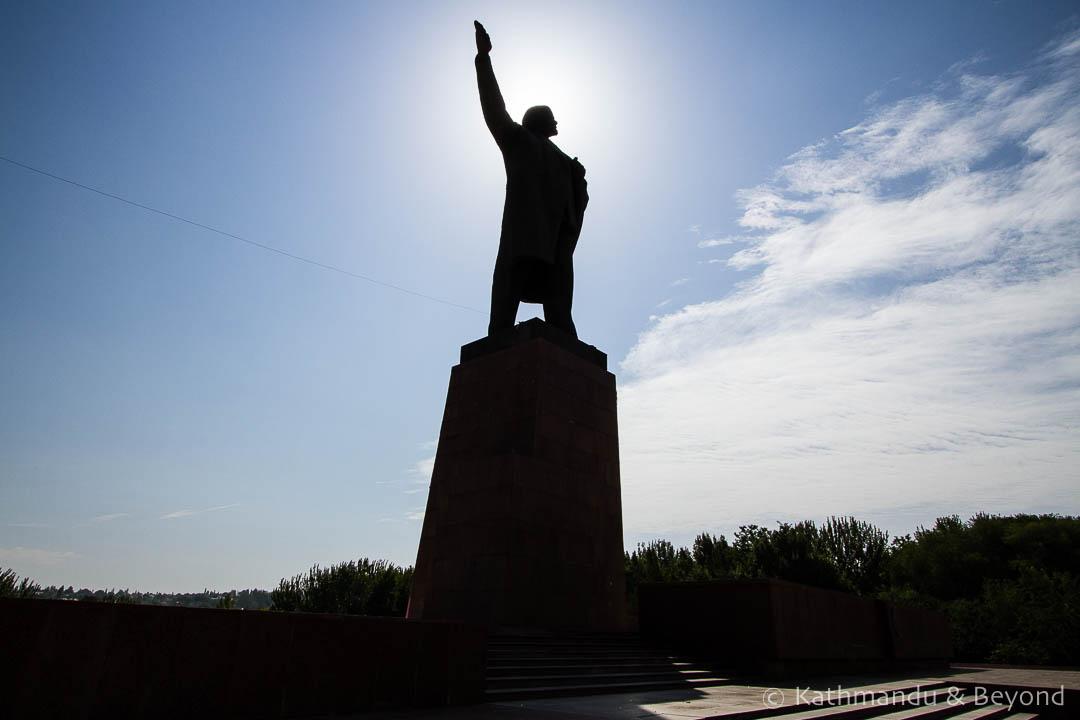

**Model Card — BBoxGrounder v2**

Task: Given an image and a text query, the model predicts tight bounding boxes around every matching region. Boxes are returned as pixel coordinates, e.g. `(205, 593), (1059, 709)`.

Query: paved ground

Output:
(345, 666), (1078, 720)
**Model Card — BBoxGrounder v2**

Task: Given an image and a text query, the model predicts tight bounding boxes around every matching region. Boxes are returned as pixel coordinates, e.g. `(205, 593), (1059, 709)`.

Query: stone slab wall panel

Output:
(0, 598), (485, 718)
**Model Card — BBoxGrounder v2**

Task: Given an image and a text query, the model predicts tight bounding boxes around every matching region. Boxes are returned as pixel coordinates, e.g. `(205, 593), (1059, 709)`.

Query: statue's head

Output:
(522, 105), (557, 137)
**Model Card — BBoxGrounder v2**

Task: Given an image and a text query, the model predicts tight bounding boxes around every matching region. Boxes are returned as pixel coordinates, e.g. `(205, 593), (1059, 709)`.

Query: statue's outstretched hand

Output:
(475, 20), (492, 55)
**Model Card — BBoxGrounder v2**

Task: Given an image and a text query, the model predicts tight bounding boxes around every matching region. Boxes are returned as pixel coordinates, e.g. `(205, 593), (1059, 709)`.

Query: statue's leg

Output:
(489, 254), (520, 336)
(543, 246), (577, 339)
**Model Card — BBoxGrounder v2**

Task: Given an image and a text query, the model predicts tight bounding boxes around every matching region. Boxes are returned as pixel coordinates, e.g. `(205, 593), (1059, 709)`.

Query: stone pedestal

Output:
(407, 320), (626, 631)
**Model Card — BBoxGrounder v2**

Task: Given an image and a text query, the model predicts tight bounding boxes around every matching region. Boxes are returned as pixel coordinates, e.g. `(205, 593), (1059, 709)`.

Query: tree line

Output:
(15, 583), (274, 610)
(4, 513), (1075, 664)
(624, 514), (1078, 666)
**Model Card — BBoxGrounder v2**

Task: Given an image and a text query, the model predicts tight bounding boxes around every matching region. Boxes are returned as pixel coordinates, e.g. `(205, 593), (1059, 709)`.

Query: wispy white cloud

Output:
(6, 522), (49, 529)
(689, 223), (745, 248)
(656, 299), (672, 308)
(1045, 27), (1080, 60)
(396, 452), (435, 505)
(697, 236), (739, 248)
(670, 277), (690, 287)
(620, 33), (1080, 540)
(408, 455), (436, 483)
(405, 508), (426, 522)
(0, 546), (77, 566)
(91, 513), (129, 523)
(159, 503), (240, 520)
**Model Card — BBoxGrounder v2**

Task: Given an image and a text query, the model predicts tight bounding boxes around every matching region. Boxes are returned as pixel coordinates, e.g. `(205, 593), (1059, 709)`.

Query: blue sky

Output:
(2, 1), (1078, 592)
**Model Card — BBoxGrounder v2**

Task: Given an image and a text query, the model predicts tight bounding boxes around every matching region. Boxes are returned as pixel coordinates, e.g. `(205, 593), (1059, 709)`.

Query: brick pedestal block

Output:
(407, 320), (627, 631)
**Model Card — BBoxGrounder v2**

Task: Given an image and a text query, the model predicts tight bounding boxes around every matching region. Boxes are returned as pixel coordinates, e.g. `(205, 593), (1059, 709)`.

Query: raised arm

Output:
(474, 21), (514, 144)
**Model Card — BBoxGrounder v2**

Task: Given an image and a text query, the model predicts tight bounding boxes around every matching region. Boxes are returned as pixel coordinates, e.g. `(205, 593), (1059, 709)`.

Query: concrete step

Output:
(488, 641), (645, 650)
(488, 645), (667, 657)
(711, 688), (1032, 720)
(720, 697), (967, 720)
(490, 656), (682, 669)
(944, 705), (1023, 719)
(487, 660), (698, 676)
(866, 697), (1011, 719)
(488, 632), (645, 646)
(701, 685), (976, 720)
(490, 634), (642, 644)
(485, 674), (734, 701)
(487, 667), (721, 690)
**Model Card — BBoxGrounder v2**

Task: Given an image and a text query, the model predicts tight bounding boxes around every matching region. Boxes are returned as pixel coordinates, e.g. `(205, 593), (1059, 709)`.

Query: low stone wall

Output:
(885, 601), (953, 660)
(638, 579), (951, 678)
(1, 597), (486, 718)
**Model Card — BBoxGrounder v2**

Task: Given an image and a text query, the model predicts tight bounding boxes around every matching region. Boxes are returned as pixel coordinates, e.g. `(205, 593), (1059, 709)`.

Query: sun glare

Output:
(407, 6), (658, 244)
(493, 28), (631, 156)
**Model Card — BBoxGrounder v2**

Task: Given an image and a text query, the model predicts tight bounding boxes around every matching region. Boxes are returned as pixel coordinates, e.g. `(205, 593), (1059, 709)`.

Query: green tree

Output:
(731, 524), (772, 579)
(269, 558), (413, 616)
(691, 533), (736, 579)
(818, 516), (889, 594)
(770, 521), (847, 590)
(624, 540), (698, 608)
(885, 513), (1080, 664)
(0, 568), (39, 598)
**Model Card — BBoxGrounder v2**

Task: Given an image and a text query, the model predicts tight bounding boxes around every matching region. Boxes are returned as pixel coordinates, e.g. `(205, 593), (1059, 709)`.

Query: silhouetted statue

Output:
(475, 20), (589, 338)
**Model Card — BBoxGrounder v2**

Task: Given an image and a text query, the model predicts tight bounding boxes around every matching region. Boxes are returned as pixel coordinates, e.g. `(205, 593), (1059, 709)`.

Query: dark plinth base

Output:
(407, 320), (626, 631)
(639, 579), (953, 679)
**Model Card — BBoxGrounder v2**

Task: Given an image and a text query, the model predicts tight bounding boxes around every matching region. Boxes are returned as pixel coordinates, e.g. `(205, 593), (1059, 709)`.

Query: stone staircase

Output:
(708, 682), (1042, 719)
(484, 631), (731, 700)
(484, 635), (1053, 718)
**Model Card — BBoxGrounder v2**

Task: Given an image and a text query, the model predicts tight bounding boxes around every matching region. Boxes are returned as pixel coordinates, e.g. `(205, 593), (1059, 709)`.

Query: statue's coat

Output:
(476, 54), (588, 299)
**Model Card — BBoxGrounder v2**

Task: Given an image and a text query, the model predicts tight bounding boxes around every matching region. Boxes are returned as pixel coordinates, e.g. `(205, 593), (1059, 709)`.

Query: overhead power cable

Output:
(0, 155), (486, 315)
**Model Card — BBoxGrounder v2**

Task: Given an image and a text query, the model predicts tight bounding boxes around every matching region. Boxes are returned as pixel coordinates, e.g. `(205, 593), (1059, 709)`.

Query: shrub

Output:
(269, 558), (413, 616)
